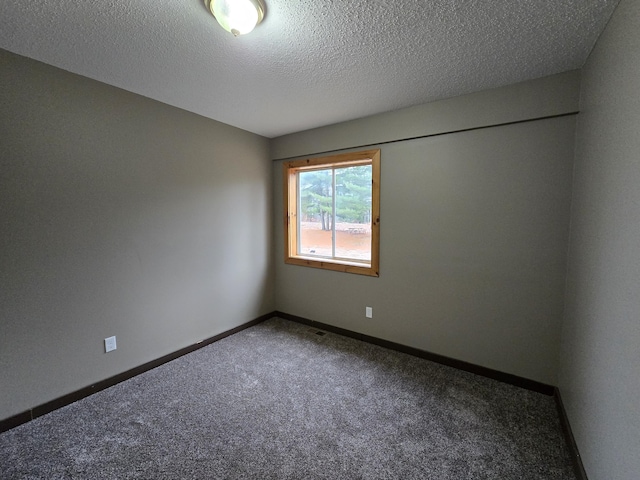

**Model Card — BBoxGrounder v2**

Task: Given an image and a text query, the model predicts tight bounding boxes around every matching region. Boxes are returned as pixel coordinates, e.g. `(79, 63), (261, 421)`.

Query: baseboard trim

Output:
(0, 311), (277, 434)
(554, 387), (589, 480)
(275, 311), (555, 396)
(0, 311), (564, 435)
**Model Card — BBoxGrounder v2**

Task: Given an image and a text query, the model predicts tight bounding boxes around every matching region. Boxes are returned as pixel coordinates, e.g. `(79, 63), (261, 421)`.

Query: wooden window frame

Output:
(283, 149), (380, 277)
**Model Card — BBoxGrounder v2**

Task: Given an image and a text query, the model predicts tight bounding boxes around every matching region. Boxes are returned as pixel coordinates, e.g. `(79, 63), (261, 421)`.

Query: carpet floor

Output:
(0, 318), (576, 479)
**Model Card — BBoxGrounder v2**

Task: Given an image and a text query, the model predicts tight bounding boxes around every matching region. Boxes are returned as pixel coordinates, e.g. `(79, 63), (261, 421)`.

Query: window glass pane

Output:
(298, 169), (333, 257)
(335, 165), (372, 262)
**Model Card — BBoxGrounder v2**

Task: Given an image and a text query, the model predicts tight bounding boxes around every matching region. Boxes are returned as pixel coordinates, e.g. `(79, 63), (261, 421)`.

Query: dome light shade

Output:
(206, 0), (266, 37)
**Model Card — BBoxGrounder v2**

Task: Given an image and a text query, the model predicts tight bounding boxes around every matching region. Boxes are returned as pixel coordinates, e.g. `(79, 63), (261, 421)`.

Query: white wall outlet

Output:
(366, 307), (373, 319)
(104, 336), (117, 353)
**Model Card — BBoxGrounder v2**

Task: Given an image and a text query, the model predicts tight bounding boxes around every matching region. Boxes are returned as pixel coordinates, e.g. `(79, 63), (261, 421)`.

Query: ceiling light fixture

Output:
(205, 0), (266, 37)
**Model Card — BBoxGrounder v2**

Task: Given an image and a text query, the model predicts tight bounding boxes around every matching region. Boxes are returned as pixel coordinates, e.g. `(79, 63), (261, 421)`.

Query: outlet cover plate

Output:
(366, 307), (373, 318)
(105, 336), (117, 353)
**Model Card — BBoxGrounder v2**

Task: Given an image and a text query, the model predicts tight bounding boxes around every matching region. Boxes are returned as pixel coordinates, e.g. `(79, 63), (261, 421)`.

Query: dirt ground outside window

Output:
(299, 221), (371, 261)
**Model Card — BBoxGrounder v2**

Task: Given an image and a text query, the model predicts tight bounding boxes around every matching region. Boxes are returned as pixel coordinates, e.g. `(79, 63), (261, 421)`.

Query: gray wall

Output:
(0, 49), (274, 421)
(559, 0), (640, 478)
(273, 79), (577, 384)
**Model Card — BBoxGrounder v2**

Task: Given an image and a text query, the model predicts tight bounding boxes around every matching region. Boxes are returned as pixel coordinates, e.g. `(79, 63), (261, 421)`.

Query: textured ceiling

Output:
(0, 0), (620, 138)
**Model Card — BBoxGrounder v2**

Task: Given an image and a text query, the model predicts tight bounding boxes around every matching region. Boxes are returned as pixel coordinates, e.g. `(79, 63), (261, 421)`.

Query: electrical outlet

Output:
(366, 307), (373, 319)
(105, 336), (117, 353)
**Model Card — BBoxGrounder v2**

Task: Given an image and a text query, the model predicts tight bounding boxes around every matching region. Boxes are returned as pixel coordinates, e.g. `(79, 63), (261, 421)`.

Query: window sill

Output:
(285, 255), (378, 277)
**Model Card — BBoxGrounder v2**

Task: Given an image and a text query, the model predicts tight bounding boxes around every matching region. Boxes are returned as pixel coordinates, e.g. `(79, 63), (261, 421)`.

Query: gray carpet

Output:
(1, 318), (576, 479)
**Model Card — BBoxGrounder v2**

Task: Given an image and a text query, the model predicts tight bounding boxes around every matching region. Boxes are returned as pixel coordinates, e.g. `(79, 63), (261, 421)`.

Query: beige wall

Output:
(0, 49), (274, 420)
(273, 81), (577, 384)
(559, 0), (640, 478)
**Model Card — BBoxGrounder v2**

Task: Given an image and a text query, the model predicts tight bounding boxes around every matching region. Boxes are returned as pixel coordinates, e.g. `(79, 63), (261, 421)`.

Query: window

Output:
(283, 149), (380, 277)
